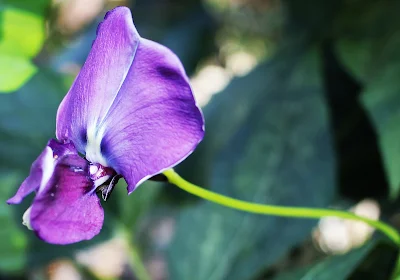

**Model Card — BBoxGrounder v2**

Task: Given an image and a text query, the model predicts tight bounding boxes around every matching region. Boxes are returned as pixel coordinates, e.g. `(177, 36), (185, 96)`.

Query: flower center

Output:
(89, 163), (120, 201)
(89, 163), (116, 188)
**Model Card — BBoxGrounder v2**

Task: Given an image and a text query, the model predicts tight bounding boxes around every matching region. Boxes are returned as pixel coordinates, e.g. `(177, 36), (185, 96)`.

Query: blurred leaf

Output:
(160, 10), (216, 75)
(334, 0), (400, 198)
(0, 171), (28, 273)
(0, 69), (68, 170)
(0, 0), (49, 15)
(118, 181), (162, 229)
(285, 0), (339, 38)
(104, 179), (162, 231)
(0, 0), (50, 93)
(349, 241), (398, 279)
(362, 73), (400, 199)
(272, 240), (376, 280)
(0, 56), (36, 93)
(334, 0), (400, 83)
(132, 1), (216, 75)
(167, 44), (336, 280)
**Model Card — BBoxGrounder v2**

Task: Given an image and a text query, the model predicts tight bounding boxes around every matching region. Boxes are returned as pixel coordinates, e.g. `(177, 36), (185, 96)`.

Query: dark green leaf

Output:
(167, 44), (336, 280)
(334, 0), (400, 198)
(334, 0), (400, 83)
(272, 241), (376, 280)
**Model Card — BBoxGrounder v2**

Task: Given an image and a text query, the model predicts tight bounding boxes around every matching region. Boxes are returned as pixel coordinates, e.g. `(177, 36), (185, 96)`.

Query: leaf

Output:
(0, 70), (68, 170)
(0, 0), (50, 93)
(333, 0), (400, 83)
(105, 179), (163, 230)
(0, 171), (28, 273)
(362, 70), (400, 199)
(0, 56), (37, 93)
(334, 0), (400, 198)
(167, 44), (336, 280)
(119, 181), (162, 229)
(272, 241), (376, 280)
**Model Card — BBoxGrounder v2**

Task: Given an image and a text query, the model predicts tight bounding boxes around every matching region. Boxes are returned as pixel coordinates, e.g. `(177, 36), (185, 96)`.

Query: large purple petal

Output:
(101, 38), (204, 193)
(7, 139), (77, 204)
(56, 7), (140, 156)
(30, 154), (103, 244)
(55, 6), (204, 192)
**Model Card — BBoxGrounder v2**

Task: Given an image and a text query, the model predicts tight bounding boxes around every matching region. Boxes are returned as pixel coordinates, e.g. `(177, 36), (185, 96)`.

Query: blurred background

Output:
(1, 0), (400, 279)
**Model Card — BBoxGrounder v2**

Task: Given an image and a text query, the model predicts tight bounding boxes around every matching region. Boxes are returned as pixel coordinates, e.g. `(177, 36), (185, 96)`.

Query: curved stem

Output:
(163, 169), (400, 246)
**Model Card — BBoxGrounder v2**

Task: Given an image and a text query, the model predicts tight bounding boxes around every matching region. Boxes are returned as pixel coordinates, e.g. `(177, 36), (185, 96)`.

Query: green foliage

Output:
(272, 241), (376, 280)
(334, 0), (400, 199)
(0, 171), (27, 272)
(167, 46), (336, 280)
(0, 0), (50, 92)
(1, 0), (400, 279)
(0, 70), (67, 170)
(115, 180), (162, 230)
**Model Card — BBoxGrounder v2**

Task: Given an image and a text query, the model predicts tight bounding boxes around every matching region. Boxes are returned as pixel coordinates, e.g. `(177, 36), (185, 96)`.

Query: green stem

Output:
(122, 230), (151, 280)
(128, 244), (151, 280)
(163, 169), (400, 277)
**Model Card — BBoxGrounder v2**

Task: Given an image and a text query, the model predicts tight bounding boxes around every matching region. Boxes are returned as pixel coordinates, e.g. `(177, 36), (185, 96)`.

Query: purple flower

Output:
(7, 7), (204, 244)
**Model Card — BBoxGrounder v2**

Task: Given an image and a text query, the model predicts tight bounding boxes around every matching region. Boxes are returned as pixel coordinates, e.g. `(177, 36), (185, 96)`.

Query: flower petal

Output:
(7, 139), (77, 204)
(56, 7), (140, 157)
(100, 38), (204, 193)
(55, 6), (204, 192)
(30, 154), (103, 244)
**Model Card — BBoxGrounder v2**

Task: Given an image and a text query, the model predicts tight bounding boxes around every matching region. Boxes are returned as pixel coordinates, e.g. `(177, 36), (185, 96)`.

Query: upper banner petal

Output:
(30, 154), (103, 244)
(100, 38), (204, 193)
(55, 6), (204, 193)
(56, 7), (140, 156)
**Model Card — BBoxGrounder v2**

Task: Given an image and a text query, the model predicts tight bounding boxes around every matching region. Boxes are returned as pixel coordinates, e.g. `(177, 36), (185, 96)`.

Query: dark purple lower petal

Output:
(30, 154), (103, 244)
(7, 139), (77, 204)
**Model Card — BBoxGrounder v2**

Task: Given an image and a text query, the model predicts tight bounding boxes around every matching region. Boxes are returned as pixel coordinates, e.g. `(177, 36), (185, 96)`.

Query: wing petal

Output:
(7, 139), (77, 204)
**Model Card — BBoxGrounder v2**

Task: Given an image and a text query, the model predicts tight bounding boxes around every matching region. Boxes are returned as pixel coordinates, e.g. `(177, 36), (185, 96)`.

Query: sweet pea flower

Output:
(7, 7), (204, 244)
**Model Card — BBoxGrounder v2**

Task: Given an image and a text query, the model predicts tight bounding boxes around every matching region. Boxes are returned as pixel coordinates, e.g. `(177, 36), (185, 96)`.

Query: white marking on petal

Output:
(22, 206), (33, 230)
(94, 175), (111, 188)
(86, 125), (108, 166)
(38, 146), (56, 193)
(84, 28), (140, 167)
(97, 46), (137, 128)
(89, 164), (99, 175)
